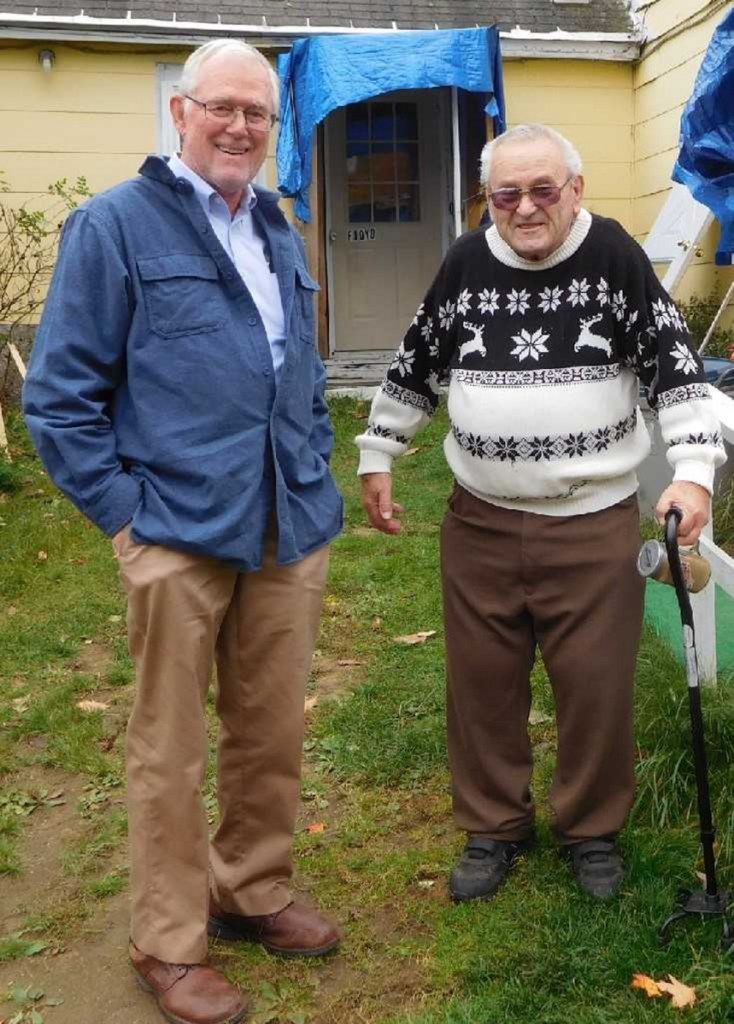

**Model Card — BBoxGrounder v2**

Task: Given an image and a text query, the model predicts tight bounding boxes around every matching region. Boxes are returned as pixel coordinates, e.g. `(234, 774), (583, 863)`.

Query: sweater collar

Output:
(485, 208), (593, 271)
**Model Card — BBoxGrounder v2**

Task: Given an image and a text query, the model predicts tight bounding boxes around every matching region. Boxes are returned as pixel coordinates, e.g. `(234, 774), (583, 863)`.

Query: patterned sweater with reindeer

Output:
(356, 210), (725, 516)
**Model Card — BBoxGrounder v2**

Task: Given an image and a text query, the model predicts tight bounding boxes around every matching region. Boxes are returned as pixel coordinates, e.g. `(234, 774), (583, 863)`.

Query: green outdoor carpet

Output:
(644, 579), (734, 675)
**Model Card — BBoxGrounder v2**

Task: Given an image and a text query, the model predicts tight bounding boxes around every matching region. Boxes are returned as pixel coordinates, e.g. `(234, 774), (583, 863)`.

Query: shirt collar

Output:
(168, 153), (257, 216)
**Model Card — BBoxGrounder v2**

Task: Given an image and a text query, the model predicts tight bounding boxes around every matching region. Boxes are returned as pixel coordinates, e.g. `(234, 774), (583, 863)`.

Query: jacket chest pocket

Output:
(137, 254), (225, 338)
(295, 264), (319, 343)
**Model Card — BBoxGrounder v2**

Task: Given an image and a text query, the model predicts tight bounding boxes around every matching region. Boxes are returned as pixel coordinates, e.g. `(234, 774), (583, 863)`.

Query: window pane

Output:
(397, 184), (420, 222)
(371, 102), (394, 141)
(395, 142), (419, 181)
(373, 183), (397, 222)
(346, 103), (369, 141)
(395, 103), (418, 139)
(348, 184), (372, 223)
(371, 142), (396, 182)
(347, 141), (372, 182)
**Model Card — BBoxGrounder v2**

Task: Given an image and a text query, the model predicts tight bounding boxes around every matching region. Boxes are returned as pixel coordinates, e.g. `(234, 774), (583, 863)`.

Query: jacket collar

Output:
(138, 155), (282, 209)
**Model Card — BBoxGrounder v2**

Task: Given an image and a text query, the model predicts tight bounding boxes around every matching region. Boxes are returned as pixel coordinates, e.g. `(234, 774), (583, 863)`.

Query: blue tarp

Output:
(277, 27), (505, 222)
(672, 8), (734, 265)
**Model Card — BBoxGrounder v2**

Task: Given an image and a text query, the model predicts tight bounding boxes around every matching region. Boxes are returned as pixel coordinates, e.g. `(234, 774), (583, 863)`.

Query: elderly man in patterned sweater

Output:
(357, 123), (725, 902)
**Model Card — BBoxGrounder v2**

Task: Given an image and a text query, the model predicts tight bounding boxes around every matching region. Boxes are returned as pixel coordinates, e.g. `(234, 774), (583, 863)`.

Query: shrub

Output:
(677, 290), (734, 359)
(0, 173), (91, 361)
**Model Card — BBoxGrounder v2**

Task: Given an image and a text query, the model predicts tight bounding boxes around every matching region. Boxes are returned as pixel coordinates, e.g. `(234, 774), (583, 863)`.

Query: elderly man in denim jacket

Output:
(23, 39), (342, 1024)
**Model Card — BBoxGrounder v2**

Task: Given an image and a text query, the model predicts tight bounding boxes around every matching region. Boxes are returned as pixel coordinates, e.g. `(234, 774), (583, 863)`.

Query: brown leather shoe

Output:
(130, 944), (248, 1024)
(208, 897), (341, 957)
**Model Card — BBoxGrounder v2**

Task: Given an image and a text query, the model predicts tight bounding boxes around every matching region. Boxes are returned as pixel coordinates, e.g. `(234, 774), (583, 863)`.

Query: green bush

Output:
(677, 290), (734, 359)
(0, 455), (24, 493)
(0, 173), (91, 357)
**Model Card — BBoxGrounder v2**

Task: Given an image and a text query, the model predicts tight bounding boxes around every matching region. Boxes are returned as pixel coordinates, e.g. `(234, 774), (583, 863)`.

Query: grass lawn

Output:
(1, 397), (734, 1024)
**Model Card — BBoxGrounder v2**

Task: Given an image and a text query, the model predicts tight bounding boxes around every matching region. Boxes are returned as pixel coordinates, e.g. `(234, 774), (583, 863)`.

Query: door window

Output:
(345, 100), (421, 224)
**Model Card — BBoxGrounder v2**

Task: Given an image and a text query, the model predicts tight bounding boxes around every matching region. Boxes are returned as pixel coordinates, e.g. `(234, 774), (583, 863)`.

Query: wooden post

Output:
(0, 397), (9, 459)
(8, 343), (26, 380)
(0, 342), (27, 460)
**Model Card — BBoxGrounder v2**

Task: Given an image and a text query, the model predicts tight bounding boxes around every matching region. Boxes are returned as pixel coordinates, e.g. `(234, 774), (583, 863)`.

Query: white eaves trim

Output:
(0, 13), (643, 60)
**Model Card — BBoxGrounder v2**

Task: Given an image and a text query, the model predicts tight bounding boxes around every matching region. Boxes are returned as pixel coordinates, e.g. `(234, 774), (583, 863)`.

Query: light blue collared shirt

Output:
(168, 153), (287, 378)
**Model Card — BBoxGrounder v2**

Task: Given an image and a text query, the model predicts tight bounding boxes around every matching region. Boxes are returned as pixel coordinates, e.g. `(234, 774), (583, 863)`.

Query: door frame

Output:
(323, 87), (455, 359)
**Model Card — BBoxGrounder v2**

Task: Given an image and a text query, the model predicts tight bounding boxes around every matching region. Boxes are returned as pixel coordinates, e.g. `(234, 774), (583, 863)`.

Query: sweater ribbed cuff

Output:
(672, 459), (715, 495)
(357, 450), (394, 476)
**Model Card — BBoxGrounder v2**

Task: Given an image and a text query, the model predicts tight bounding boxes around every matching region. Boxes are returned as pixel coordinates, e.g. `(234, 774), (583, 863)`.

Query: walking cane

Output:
(650, 508), (733, 950)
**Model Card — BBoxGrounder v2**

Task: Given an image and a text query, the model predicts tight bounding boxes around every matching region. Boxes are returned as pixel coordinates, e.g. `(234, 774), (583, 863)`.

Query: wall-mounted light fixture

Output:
(38, 49), (55, 73)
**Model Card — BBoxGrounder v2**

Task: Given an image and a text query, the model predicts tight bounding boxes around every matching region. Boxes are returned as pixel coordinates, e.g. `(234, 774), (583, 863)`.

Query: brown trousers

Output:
(441, 486), (645, 844)
(113, 526), (329, 963)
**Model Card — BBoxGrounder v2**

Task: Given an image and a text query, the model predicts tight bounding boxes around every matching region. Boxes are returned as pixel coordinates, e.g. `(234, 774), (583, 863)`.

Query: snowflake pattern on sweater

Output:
(357, 212), (725, 515)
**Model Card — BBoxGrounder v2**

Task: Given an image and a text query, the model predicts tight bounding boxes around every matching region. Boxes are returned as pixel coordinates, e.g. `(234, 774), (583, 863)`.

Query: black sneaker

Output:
(449, 836), (531, 903)
(566, 837), (624, 899)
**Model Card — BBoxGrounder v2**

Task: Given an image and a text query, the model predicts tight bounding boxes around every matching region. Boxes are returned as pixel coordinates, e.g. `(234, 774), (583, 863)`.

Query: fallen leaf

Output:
(83, 639), (93, 645)
(7, 605), (17, 616)
(393, 630), (437, 646)
(658, 975), (697, 1009)
(337, 659), (362, 667)
(404, 447), (421, 457)
(371, 616), (383, 630)
(306, 822), (326, 834)
(11, 696), (30, 714)
(304, 696), (319, 712)
(37, 550), (48, 562)
(108, 615), (122, 623)
(76, 700), (109, 712)
(529, 709), (552, 725)
(417, 879), (435, 889)
(631, 974), (662, 998)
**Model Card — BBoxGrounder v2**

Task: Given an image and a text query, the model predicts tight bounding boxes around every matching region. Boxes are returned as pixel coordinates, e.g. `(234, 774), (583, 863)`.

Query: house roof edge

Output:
(0, 13), (643, 59)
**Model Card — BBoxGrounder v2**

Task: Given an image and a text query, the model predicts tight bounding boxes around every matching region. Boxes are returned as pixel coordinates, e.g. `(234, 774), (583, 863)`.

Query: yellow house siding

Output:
(632, 0), (734, 317)
(503, 58), (634, 230)
(0, 43), (282, 204)
(0, 42), (188, 202)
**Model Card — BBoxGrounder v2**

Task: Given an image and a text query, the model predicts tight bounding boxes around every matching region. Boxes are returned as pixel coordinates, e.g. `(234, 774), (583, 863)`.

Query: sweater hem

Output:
(458, 473), (639, 517)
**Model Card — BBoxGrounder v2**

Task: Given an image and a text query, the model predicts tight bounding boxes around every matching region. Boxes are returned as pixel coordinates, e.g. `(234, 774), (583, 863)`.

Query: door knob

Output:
(328, 230), (337, 242)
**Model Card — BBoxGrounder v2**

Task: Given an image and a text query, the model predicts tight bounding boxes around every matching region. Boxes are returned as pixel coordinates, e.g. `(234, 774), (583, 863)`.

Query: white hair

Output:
(479, 124), (583, 188)
(178, 39), (280, 113)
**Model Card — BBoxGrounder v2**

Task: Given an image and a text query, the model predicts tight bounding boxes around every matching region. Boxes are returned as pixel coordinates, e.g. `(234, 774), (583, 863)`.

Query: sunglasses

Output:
(489, 177), (573, 212)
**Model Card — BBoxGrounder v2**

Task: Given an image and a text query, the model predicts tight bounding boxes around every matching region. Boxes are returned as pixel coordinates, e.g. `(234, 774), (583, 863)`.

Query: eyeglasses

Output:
(489, 177), (573, 212)
(185, 95), (278, 133)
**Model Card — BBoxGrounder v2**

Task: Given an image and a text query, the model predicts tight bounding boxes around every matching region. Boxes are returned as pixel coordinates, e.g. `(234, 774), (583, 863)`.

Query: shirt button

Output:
(248, 316), (258, 326)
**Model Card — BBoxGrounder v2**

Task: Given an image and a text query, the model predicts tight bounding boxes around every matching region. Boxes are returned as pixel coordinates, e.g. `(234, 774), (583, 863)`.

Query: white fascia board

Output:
(0, 13), (642, 59)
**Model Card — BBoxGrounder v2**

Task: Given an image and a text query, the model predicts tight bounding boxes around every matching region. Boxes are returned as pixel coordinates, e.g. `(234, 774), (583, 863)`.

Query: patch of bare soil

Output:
(0, 767), (85, 935)
(68, 641), (116, 679)
(309, 652), (366, 704)
(0, 892), (161, 1024)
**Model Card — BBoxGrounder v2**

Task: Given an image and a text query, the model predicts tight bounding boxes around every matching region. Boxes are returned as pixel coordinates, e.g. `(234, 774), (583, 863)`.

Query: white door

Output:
(325, 90), (448, 354)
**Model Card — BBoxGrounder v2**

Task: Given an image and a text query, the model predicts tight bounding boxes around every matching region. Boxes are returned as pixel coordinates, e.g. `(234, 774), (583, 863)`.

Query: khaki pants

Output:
(441, 486), (645, 845)
(114, 527), (329, 963)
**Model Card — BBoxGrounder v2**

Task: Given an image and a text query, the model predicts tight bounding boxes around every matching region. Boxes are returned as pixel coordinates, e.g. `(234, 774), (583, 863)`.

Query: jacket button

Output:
(248, 316), (257, 326)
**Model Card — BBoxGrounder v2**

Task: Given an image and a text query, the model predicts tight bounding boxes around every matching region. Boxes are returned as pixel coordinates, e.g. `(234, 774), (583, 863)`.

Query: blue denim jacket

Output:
(23, 156), (343, 570)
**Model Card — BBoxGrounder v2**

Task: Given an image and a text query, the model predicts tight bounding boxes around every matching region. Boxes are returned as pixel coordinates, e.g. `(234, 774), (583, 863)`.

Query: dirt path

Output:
(0, 655), (409, 1024)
